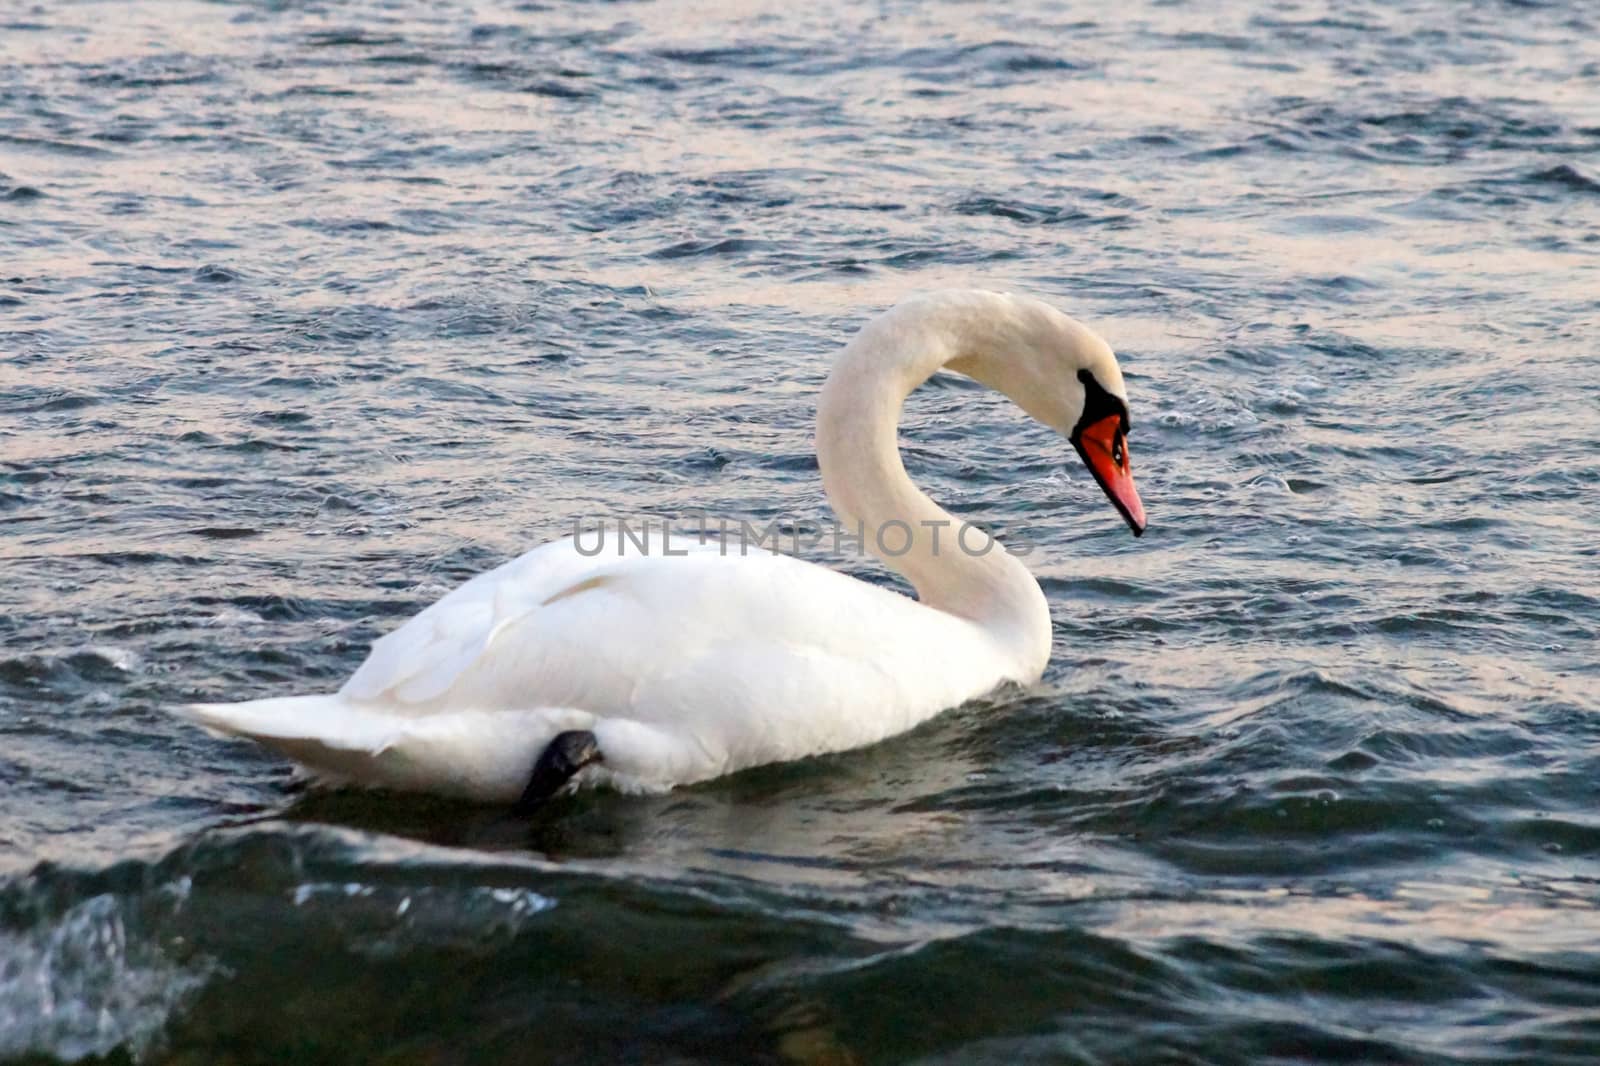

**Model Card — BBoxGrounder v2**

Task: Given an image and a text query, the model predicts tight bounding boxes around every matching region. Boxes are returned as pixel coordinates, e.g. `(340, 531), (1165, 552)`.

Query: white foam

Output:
(0, 893), (212, 1062)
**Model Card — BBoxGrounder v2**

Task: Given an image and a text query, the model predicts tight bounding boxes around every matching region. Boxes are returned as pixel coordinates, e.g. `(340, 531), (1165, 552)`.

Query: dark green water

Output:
(2, 0), (1598, 1061)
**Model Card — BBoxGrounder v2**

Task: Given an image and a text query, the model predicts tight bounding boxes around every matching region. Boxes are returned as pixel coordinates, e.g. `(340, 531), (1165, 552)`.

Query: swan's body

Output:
(179, 290), (1146, 804)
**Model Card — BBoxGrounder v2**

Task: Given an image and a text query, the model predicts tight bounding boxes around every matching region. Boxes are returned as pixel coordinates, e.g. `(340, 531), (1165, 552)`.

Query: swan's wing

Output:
(341, 529), (747, 708)
(343, 558), (551, 705)
(339, 528), (1001, 730)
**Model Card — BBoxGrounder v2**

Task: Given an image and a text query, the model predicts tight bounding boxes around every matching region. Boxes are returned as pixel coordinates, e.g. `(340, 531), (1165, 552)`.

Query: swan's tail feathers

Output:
(177, 698), (586, 803)
(176, 696), (398, 783)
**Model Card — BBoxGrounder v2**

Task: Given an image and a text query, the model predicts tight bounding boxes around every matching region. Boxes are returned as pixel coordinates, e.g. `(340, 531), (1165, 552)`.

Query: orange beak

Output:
(1072, 413), (1147, 537)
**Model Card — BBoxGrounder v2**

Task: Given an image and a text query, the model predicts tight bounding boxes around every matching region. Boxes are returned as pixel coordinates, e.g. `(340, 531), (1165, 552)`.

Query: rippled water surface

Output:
(4, 0), (1599, 1061)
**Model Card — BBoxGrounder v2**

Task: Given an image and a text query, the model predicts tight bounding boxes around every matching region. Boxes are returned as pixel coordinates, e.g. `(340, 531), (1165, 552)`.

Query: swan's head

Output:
(945, 292), (1148, 537)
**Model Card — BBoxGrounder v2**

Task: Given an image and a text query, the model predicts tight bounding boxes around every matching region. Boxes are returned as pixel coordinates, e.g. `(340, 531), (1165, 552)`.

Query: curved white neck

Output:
(815, 293), (1053, 680)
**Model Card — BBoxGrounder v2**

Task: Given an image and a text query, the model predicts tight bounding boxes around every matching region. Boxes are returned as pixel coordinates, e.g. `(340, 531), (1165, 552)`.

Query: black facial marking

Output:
(1071, 368), (1130, 440)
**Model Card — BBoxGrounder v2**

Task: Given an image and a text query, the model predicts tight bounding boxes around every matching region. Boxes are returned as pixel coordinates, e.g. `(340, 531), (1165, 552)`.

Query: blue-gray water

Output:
(3, 0), (1599, 1061)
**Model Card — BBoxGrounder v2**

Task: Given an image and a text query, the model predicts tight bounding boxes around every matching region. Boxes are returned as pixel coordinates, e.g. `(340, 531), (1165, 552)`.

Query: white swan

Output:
(178, 290), (1146, 806)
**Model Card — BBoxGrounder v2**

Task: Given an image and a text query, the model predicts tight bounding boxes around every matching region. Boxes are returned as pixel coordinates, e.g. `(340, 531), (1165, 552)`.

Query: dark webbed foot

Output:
(514, 730), (603, 813)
